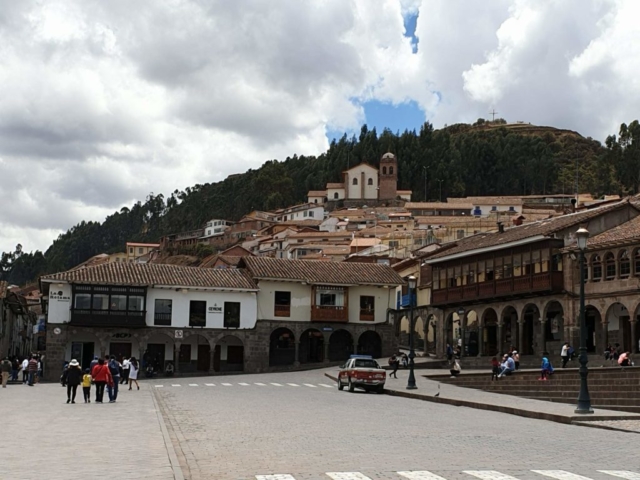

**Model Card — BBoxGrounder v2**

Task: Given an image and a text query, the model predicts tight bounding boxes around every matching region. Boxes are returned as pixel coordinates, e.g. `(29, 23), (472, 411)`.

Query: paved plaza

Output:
(1, 368), (640, 479)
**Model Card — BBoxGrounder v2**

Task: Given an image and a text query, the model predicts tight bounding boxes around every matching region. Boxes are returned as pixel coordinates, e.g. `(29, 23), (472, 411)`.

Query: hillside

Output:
(2, 119), (639, 285)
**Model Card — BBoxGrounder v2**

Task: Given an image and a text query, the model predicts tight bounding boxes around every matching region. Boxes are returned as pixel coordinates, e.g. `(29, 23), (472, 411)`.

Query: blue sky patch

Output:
(403, 12), (419, 53)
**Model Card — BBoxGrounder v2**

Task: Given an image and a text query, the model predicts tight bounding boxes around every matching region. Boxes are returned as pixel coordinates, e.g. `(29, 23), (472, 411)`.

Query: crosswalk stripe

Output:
(464, 471), (522, 480)
(533, 471), (594, 480)
(221, 383), (232, 386)
(600, 472), (640, 480)
(270, 383), (283, 386)
(287, 383), (300, 387)
(255, 383), (266, 386)
(171, 384), (181, 387)
(238, 382), (250, 386)
(205, 383), (215, 386)
(319, 384), (333, 388)
(303, 383), (317, 388)
(189, 384), (198, 386)
(398, 471), (448, 480)
(154, 385), (163, 388)
(255, 475), (296, 480)
(326, 473), (372, 480)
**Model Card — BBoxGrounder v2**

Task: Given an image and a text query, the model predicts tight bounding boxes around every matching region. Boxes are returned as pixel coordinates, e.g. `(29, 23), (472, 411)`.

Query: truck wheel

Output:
(348, 378), (355, 392)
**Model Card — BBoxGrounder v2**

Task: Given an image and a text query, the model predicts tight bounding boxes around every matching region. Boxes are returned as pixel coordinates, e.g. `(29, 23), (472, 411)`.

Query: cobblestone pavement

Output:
(578, 419), (640, 433)
(0, 380), (174, 480)
(151, 369), (640, 480)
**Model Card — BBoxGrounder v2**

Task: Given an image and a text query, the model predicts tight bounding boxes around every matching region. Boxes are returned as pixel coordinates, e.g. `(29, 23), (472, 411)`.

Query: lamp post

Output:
(423, 166), (428, 202)
(406, 275), (418, 390)
(437, 180), (444, 202)
(575, 227), (593, 414)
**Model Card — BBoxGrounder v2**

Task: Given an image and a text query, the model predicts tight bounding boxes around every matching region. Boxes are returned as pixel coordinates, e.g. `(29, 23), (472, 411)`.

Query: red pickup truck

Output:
(337, 355), (386, 393)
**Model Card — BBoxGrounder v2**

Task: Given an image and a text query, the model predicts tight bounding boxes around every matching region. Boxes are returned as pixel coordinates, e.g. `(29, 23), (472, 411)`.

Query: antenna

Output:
(490, 109), (498, 122)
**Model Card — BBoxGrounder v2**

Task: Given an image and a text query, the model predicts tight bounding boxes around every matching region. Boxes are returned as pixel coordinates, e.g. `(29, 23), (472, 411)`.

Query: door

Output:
(586, 314), (596, 353)
(227, 346), (244, 371)
(147, 344), (166, 372)
(623, 317), (632, 352)
(109, 342), (132, 363)
(485, 325), (498, 356)
(197, 344), (210, 372)
(213, 345), (221, 372)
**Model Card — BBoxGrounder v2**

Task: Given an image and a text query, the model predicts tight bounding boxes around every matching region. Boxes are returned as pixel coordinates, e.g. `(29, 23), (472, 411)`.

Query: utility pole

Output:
(423, 166), (428, 202)
(437, 179), (444, 202)
(490, 109), (498, 122)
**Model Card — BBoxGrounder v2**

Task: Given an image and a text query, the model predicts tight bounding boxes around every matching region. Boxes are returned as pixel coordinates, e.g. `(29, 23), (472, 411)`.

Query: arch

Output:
(367, 178), (373, 186)
(414, 316), (425, 350)
(214, 335), (244, 372)
(178, 334), (210, 373)
(328, 329), (354, 361)
(465, 310), (479, 356)
(619, 249), (631, 279)
(389, 166), (394, 175)
(634, 248), (640, 276)
(591, 254), (602, 282)
(358, 330), (382, 358)
(382, 166), (387, 175)
(299, 328), (324, 364)
(66, 331), (102, 370)
(427, 314), (437, 354)
(585, 305), (602, 353)
(352, 177), (358, 185)
(146, 332), (175, 372)
(481, 308), (499, 356)
(605, 302), (632, 352)
(269, 327), (296, 366)
(399, 315), (410, 347)
(633, 303), (640, 353)
(605, 251), (616, 280)
(520, 303), (540, 355)
(500, 306), (518, 354)
(445, 311), (462, 352)
(333, 192), (339, 200)
(543, 300), (564, 349)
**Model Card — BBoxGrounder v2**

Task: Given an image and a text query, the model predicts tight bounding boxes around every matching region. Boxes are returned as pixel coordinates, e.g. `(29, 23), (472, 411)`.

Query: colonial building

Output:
(40, 258), (403, 379)
(308, 153), (412, 205)
(1, 282), (39, 358)
(126, 242), (160, 262)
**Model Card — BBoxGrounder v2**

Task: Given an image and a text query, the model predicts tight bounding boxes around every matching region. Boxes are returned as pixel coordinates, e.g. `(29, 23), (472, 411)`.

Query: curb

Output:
(325, 372), (636, 426)
(151, 388), (186, 480)
(572, 420), (640, 435)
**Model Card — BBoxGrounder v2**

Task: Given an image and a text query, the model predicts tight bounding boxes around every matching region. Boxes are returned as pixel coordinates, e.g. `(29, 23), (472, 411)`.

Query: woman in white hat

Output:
(65, 359), (83, 404)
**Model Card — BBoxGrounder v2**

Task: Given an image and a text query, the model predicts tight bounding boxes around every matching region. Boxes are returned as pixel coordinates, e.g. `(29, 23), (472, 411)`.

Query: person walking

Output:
(27, 356), (38, 386)
(128, 357), (140, 390)
(388, 355), (399, 379)
(21, 357), (29, 384)
(65, 359), (83, 404)
(107, 355), (121, 403)
(82, 369), (92, 403)
(11, 357), (19, 382)
(490, 356), (500, 381)
(1, 357), (12, 388)
(560, 342), (570, 368)
(120, 357), (130, 385)
(91, 358), (113, 403)
(446, 344), (454, 364)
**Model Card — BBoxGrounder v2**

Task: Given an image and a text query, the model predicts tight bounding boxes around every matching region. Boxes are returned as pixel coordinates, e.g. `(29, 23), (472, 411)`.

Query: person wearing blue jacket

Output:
(540, 355), (554, 380)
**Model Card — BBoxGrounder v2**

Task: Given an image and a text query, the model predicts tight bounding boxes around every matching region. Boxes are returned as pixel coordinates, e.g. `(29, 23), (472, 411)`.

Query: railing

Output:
(359, 310), (375, 321)
(311, 305), (348, 323)
(274, 304), (291, 317)
(71, 310), (147, 328)
(397, 293), (417, 309)
(431, 271), (563, 306)
(154, 313), (172, 326)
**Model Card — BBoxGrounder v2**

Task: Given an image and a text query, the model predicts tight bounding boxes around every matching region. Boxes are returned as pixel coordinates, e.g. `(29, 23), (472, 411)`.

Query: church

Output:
(307, 153), (412, 205)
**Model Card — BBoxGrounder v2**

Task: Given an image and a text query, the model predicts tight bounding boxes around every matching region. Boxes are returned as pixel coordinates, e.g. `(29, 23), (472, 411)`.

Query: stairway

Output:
(428, 367), (640, 413)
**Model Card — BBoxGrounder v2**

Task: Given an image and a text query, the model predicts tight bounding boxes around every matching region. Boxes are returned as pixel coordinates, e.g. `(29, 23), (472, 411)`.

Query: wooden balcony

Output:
(359, 310), (375, 321)
(310, 305), (348, 323)
(274, 304), (291, 317)
(71, 310), (147, 328)
(431, 271), (564, 306)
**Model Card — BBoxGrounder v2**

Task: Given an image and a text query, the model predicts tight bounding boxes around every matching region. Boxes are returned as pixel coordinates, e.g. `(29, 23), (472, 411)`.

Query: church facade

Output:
(307, 153), (412, 205)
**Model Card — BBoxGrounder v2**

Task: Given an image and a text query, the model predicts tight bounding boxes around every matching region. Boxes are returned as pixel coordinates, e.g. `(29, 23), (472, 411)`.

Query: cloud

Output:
(0, 0), (639, 255)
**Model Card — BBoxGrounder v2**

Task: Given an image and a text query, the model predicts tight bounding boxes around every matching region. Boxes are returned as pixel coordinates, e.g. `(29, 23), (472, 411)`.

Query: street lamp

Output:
(575, 226), (593, 414)
(406, 275), (418, 390)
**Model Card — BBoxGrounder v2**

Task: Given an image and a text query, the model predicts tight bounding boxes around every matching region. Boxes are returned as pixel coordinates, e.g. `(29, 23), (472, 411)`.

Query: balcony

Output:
(397, 293), (417, 309)
(274, 304), (291, 317)
(359, 309), (375, 321)
(71, 310), (147, 328)
(310, 305), (348, 323)
(431, 271), (564, 306)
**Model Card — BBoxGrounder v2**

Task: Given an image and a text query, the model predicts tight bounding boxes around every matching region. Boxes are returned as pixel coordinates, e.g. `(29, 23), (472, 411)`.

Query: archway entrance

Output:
(606, 303), (631, 352)
(445, 312), (461, 352)
(414, 317), (425, 351)
(465, 311), (479, 356)
(269, 328), (296, 366)
(521, 304), (539, 355)
(482, 308), (498, 356)
(585, 306), (601, 353)
(146, 332), (174, 372)
(427, 315), (437, 354)
(399, 316), (410, 347)
(358, 331), (382, 358)
(328, 329), (354, 361)
(179, 334), (210, 373)
(544, 301), (564, 354)
(501, 306), (518, 354)
(299, 329), (324, 364)
(214, 336), (244, 372)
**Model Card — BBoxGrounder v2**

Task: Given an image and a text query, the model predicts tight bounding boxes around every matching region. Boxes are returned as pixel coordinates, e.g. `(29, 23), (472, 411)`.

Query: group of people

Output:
(604, 343), (633, 366)
(61, 355), (140, 404)
(0, 354), (43, 388)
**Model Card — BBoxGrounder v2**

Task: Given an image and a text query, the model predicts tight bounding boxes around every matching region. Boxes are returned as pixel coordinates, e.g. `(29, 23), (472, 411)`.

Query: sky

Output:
(1, 0), (639, 254)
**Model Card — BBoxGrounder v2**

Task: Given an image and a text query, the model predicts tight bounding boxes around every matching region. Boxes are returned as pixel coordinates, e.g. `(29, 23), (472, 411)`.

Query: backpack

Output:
(108, 360), (120, 377)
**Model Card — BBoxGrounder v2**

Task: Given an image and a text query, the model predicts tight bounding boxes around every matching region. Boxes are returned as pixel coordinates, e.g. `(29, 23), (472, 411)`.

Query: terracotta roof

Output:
(0, 281), (7, 299)
(288, 231), (353, 238)
(307, 190), (327, 196)
(240, 256), (404, 286)
(405, 202), (473, 210)
(426, 200), (632, 262)
(350, 238), (381, 247)
(326, 183), (344, 189)
(199, 255), (244, 268)
(41, 263), (258, 290)
(586, 214), (640, 248)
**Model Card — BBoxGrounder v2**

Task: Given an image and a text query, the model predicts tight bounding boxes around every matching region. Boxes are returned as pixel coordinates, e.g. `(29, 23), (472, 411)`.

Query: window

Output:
(605, 252), (616, 280)
(368, 178), (373, 185)
(352, 178), (358, 185)
(309, 211), (314, 217)
(189, 300), (206, 327)
(389, 167), (394, 174)
(129, 247), (133, 254)
(74, 294), (91, 310)
(314, 199), (318, 203)
(456, 229), (464, 239)
(389, 240), (399, 247)
(360, 296), (375, 321)
(92, 294), (109, 310)
(382, 166), (387, 174)
(224, 302), (241, 328)
(110, 295), (127, 311)
(274, 291), (291, 317)
(154, 299), (172, 326)
(128, 296), (144, 311)
(138, 247), (144, 254)
(72, 285), (146, 316)
(315, 287), (344, 307)
(320, 293), (336, 306)
(334, 192), (339, 199)
(591, 254), (602, 282)
(635, 249), (640, 276)
(620, 250), (631, 278)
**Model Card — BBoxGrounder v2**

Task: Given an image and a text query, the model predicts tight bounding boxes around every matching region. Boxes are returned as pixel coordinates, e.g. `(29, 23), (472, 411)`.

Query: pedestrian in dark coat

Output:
(65, 359), (83, 403)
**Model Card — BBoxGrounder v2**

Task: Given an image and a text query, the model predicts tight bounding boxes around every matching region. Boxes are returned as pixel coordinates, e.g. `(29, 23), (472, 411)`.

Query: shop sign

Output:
(175, 329), (183, 339)
(208, 304), (223, 314)
(50, 290), (70, 302)
(321, 327), (333, 332)
(112, 333), (132, 339)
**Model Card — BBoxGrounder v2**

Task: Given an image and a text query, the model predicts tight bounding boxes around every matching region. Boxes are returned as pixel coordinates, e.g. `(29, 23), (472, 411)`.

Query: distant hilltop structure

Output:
(307, 153), (412, 208)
